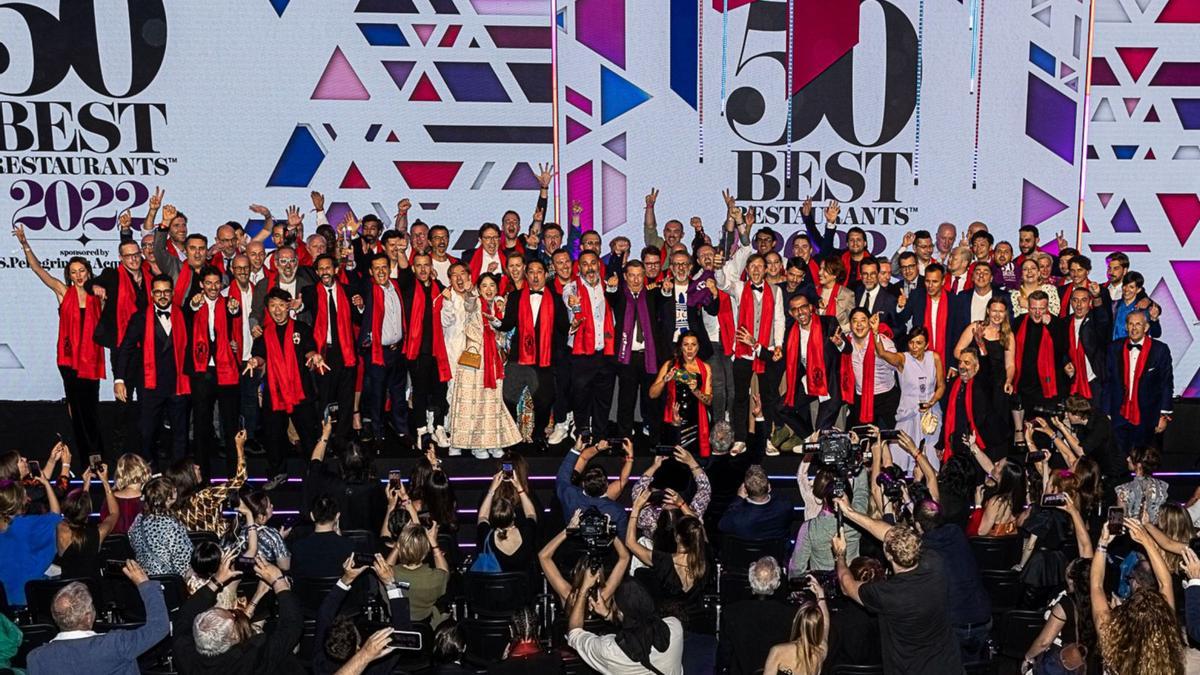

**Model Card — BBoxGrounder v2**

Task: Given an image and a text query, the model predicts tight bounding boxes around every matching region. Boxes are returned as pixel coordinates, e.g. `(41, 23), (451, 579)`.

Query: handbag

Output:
(1035, 598), (1087, 674)
(920, 408), (939, 435)
(458, 345), (482, 369)
(469, 532), (501, 573)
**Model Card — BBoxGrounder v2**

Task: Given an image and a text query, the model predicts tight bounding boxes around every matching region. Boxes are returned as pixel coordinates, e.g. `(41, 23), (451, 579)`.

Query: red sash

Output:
(924, 291), (949, 362)
(942, 376), (985, 461)
(1058, 281), (1086, 317)
(115, 264), (150, 347)
(173, 264), (196, 307)
(369, 280), (402, 366)
(190, 297), (239, 386)
(735, 281), (774, 374)
(56, 286), (105, 380)
(468, 248), (499, 282)
(822, 283), (843, 317)
(227, 282), (250, 359)
(849, 333), (881, 422)
(313, 283), (357, 367)
(403, 280), (444, 360)
(572, 283), (615, 356)
(142, 307), (190, 395)
(1067, 318), (1093, 398)
(263, 319), (305, 412)
(481, 300), (504, 388)
(1013, 316), (1058, 399)
(785, 320), (830, 405)
(516, 287), (553, 367)
(716, 290), (736, 356)
(1120, 339), (1151, 426)
(839, 251), (861, 282)
(662, 360), (712, 456)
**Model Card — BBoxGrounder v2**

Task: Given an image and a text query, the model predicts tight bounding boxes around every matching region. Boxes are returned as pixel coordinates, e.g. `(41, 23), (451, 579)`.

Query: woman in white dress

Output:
(448, 275), (521, 459)
(870, 315), (944, 472)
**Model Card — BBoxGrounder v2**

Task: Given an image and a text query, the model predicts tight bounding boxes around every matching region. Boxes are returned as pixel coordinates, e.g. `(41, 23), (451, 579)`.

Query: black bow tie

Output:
(751, 283), (764, 293)
(1129, 342), (1142, 351)
(529, 290), (543, 296)
(156, 310), (171, 319)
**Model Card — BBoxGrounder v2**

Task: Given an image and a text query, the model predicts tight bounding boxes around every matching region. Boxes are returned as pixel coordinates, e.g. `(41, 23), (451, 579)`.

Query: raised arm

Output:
(605, 439), (636, 501)
(538, 516), (576, 603)
(96, 464), (120, 541)
(12, 227), (66, 297)
(1090, 529), (1113, 629)
(643, 188), (663, 248)
(625, 491), (654, 565)
(871, 316), (905, 370)
(1127, 518), (1176, 610)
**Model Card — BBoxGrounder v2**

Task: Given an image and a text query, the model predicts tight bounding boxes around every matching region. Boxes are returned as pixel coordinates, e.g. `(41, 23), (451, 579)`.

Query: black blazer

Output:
(783, 315), (850, 403)
(252, 319), (319, 405)
(659, 282), (713, 361)
(1065, 307), (1111, 389)
(855, 285), (899, 328)
(498, 286), (570, 363)
(92, 266), (148, 349)
(1103, 337), (1173, 432)
(1009, 315), (1071, 398)
(605, 285), (668, 367)
(115, 308), (179, 393)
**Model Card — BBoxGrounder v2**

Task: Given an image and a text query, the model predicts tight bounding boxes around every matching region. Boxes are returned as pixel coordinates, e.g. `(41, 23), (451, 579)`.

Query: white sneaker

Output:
(448, 447), (462, 457)
(432, 426), (451, 447)
(547, 422), (572, 445)
(765, 441), (780, 456)
(472, 449), (490, 460)
(489, 448), (505, 458)
(730, 442), (747, 456)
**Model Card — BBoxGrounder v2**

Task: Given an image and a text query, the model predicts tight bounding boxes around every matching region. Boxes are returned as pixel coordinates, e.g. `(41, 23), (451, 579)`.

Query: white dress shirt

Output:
(565, 280), (607, 352)
(379, 283), (404, 346)
(1126, 338), (1143, 403)
(1074, 315), (1096, 382)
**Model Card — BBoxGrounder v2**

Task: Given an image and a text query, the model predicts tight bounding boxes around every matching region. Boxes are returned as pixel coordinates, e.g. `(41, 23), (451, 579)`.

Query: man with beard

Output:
(1104, 252), (1130, 311)
(1015, 225), (1046, 270)
(355, 254), (410, 445)
(466, 223), (505, 282)
(302, 254), (359, 441)
(142, 187), (187, 263)
(577, 230), (607, 279)
(428, 225), (458, 283)
(246, 288), (327, 479)
(559, 251), (616, 442)
(93, 236), (151, 455)
(185, 266), (242, 479)
(500, 209), (526, 255)
(642, 187), (686, 260)
(532, 222), (565, 265)
(394, 244), (452, 445)
(776, 294), (848, 439)
(891, 230), (934, 278)
(1057, 255), (1102, 318)
(115, 275), (190, 463)
(252, 246), (315, 325)
(210, 223), (241, 276)
(156, 229), (208, 309)
(993, 241), (1019, 290)
(499, 260), (568, 446)
(661, 251), (711, 360)
(350, 214), (385, 271)
(226, 254), (263, 442)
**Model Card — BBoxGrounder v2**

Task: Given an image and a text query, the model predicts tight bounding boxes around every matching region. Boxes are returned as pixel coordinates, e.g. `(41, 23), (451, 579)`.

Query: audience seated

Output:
(0, 478), (61, 606)
(718, 465), (794, 542)
(290, 494), (356, 579)
(430, 621), (474, 675)
(556, 438), (631, 533)
(474, 472), (539, 575)
(717, 557), (797, 675)
(567, 576), (684, 675)
(487, 606), (564, 674)
(823, 557), (884, 669)
(102, 453), (149, 535)
(128, 476), (192, 576)
(313, 554), (411, 675)
(164, 431), (248, 536)
(386, 522), (449, 626)
(26, 560), (167, 674)
(232, 489), (291, 570)
(761, 576), (828, 675)
(54, 462), (119, 579)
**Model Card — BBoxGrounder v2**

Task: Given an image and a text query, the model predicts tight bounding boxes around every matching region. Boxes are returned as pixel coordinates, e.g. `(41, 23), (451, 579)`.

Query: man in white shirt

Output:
(560, 251), (616, 442)
(438, 263), (473, 453)
(185, 266), (241, 478)
(226, 255), (262, 444)
(776, 294), (848, 440)
(356, 254), (410, 443)
(846, 307), (899, 428)
(302, 254), (358, 440)
(567, 570), (685, 675)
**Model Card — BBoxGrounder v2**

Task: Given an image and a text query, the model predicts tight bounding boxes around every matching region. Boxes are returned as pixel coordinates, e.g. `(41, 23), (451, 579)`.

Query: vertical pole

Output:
(1075, 0), (1098, 248)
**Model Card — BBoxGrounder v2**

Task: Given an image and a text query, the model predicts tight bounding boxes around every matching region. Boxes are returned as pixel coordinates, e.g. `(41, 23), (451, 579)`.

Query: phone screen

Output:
(388, 470), (403, 491)
(1107, 507), (1125, 535)
(501, 462), (513, 474)
(27, 460), (40, 478)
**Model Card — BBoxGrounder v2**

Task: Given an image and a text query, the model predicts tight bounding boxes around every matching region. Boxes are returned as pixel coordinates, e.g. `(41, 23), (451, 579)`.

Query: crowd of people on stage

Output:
(1, 168), (1197, 673)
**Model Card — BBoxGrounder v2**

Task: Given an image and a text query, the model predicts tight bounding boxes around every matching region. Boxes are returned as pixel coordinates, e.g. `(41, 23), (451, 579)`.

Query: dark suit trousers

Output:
(139, 385), (189, 464)
(848, 385), (901, 429)
(503, 363), (555, 440)
(776, 394), (842, 438)
(731, 358), (784, 441)
(570, 353), (615, 435)
(408, 353), (448, 431)
(189, 370), (239, 480)
(107, 351), (140, 460)
(362, 346), (409, 438)
(263, 399), (318, 477)
(315, 363), (357, 439)
(58, 366), (104, 466)
(616, 352), (660, 437)
(239, 369), (262, 440)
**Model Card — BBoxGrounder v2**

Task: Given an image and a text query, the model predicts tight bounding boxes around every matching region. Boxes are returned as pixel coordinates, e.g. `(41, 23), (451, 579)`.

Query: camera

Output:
(353, 552), (376, 567)
(804, 430), (871, 497)
(89, 454), (103, 473)
(224, 490), (241, 513)
(790, 570), (840, 605)
(323, 402), (339, 426)
(574, 507), (617, 571)
(1030, 402), (1066, 419)
(875, 465), (907, 503)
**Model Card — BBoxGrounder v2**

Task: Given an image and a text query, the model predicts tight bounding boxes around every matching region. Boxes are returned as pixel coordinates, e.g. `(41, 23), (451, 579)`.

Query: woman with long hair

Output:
(1023, 558), (1098, 674)
(165, 430), (247, 536)
(764, 577), (829, 675)
(102, 453), (150, 535)
(1091, 519), (1183, 674)
(627, 490), (710, 613)
(872, 321), (944, 471)
(475, 472), (538, 574)
(128, 475), (192, 576)
(14, 226), (105, 463)
(967, 458), (1026, 538)
(233, 490), (291, 570)
(0, 477), (61, 606)
(1016, 469), (1092, 609)
(648, 333), (714, 456)
(954, 296), (1016, 426)
(1011, 257), (1061, 316)
(538, 509), (630, 611)
(1140, 502), (1196, 577)
(447, 273), (521, 459)
(55, 462), (120, 579)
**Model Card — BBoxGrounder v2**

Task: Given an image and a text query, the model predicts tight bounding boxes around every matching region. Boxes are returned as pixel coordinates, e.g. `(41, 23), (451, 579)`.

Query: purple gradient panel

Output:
(469, 0), (545, 15)
(382, 60), (415, 91)
(1110, 199), (1140, 233)
(502, 162), (540, 190)
(1149, 280), (1194, 357)
(601, 162), (627, 234)
(602, 132), (627, 159)
(434, 62), (511, 102)
(1170, 261), (1200, 324)
(576, 0), (626, 68)
(1025, 75), (1077, 163)
(326, 202), (358, 230)
(1021, 179), (1069, 226)
(1088, 244), (1151, 252)
(1090, 57), (1119, 86)
(1173, 99), (1200, 129)
(485, 25), (551, 48)
(566, 117), (590, 143)
(566, 87), (593, 115)
(1185, 367), (1200, 398)
(568, 161), (595, 233)
(1150, 63), (1200, 86)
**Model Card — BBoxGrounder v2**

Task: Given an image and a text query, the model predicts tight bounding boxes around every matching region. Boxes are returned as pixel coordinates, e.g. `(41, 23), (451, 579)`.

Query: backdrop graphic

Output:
(0, 0), (1191, 401)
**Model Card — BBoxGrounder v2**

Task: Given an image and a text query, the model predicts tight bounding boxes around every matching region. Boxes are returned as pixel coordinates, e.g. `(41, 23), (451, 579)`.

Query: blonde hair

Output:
(115, 454), (151, 491)
(1098, 590), (1184, 674)
(395, 523), (432, 566)
(884, 526), (922, 568)
(788, 602), (826, 675)
(1156, 503), (1195, 571)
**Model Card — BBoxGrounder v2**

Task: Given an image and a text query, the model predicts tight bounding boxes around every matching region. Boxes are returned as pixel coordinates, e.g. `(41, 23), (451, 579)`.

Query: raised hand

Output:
(12, 224), (28, 246)
(117, 209), (132, 230)
(801, 196), (812, 217)
(721, 188), (735, 210)
(536, 162), (554, 189)
(286, 205), (304, 229)
(571, 200), (582, 218)
(1055, 230), (1070, 250)
(161, 204), (177, 224)
(148, 187), (164, 211)
(645, 188), (659, 208)
(397, 198), (411, 216)
(901, 231), (915, 248)
(824, 200), (840, 224)
(690, 216), (703, 231)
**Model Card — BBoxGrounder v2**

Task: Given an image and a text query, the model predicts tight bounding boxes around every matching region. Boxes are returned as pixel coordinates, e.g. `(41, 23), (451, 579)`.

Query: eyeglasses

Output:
(277, 258), (297, 265)
(120, 252), (142, 259)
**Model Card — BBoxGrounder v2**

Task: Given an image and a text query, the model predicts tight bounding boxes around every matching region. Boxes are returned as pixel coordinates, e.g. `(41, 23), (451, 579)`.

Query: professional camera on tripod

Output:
(801, 429), (876, 497)
(573, 506), (617, 571)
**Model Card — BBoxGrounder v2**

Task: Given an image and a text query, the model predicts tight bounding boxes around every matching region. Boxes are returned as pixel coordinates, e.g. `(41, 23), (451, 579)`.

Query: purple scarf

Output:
(619, 288), (657, 372)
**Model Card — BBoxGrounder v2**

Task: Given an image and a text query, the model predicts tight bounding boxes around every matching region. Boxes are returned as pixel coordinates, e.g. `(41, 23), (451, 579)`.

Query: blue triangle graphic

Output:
(557, 8), (565, 28)
(268, 0), (290, 17)
(600, 66), (651, 124)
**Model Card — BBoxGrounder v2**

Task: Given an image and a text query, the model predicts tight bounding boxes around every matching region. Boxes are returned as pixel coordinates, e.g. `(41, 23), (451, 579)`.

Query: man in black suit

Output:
(854, 257), (898, 329)
(498, 260), (569, 445)
(776, 294), (849, 437)
(604, 260), (666, 441)
(251, 246), (316, 326)
(93, 239), (151, 455)
(355, 253), (409, 443)
(394, 246), (451, 443)
(301, 254), (359, 441)
(1103, 309), (1173, 453)
(945, 344), (1009, 459)
(114, 275), (190, 463)
(715, 557), (797, 675)
(897, 263), (952, 371)
(947, 263), (1011, 369)
(1063, 286), (1110, 404)
(1011, 291), (1069, 422)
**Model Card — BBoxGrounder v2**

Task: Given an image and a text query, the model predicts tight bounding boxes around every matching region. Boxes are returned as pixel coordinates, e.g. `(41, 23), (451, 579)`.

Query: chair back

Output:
(998, 609), (1047, 660)
(291, 576), (342, 618)
(720, 537), (791, 572)
(831, 665), (885, 674)
(97, 533), (134, 563)
(186, 531), (219, 549)
(970, 536), (1022, 571)
(463, 572), (529, 617)
(341, 529), (376, 554)
(463, 615), (513, 662)
(12, 623), (57, 668)
(23, 578), (102, 625)
(980, 570), (1022, 614)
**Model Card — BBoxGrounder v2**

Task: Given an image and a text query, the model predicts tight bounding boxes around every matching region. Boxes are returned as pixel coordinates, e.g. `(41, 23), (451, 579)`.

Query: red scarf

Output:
(313, 283), (357, 367)
(173, 264), (196, 307)
(716, 290), (736, 356)
(1058, 281), (1087, 317)
(262, 319), (306, 412)
(1067, 317), (1093, 398)
(735, 280), (774, 373)
(115, 264), (151, 347)
(468, 248), (500, 282)
(942, 375), (985, 461)
(822, 283), (843, 317)
(785, 320), (828, 405)
(572, 283), (615, 356)
(1013, 316), (1058, 399)
(924, 291), (949, 361)
(403, 281), (452, 382)
(480, 300), (504, 388)
(227, 282), (249, 359)
(662, 360), (712, 456)
(369, 280), (402, 366)
(191, 297), (240, 386)
(516, 287), (554, 367)
(848, 328), (891, 422)
(839, 251), (861, 282)
(56, 286), (105, 380)
(1120, 338), (1152, 425)
(142, 306), (190, 395)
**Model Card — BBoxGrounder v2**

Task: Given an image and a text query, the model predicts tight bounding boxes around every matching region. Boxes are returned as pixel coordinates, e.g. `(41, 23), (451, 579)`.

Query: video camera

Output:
(802, 430), (872, 497)
(574, 507), (617, 571)
(875, 465), (907, 503)
(1030, 402), (1066, 419)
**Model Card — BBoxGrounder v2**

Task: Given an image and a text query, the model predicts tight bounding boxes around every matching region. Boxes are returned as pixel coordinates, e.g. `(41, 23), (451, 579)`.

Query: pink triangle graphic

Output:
(1098, 193), (1113, 208)
(1059, 63), (1075, 78)
(1145, 148), (1156, 159)
(1021, 179), (1068, 226)
(1170, 261), (1200, 319)
(1123, 97), (1140, 115)
(386, 130), (400, 143)
(311, 47), (370, 101)
(340, 162), (370, 189)
(1115, 46), (1157, 81)
(1146, 105), (1161, 122)
(1158, 193), (1200, 245)
(566, 117), (590, 143)
(413, 24), (435, 45)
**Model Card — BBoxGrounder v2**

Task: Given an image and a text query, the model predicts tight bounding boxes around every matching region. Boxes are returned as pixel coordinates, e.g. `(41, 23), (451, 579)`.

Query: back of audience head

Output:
(748, 556), (782, 597)
(744, 465), (770, 502)
(912, 499), (942, 534)
(0, 480), (25, 527)
(115, 453), (151, 490)
(882, 526), (922, 570)
(1128, 445), (1160, 476)
(489, 496), (517, 538)
(849, 556), (886, 584)
(243, 489), (273, 524)
(190, 540), (223, 581)
(788, 596), (827, 672)
(394, 523), (432, 566)
(0, 451), (23, 481)
(424, 469), (457, 528)
(709, 421), (735, 455)
(311, 493), (341, 528)
(325, 614), (361, 664)
(193, 607), (253, 657)
(581, 465), (608, 498)
(164, 457), (200, 500)
(433, 620), (466, 664)
(61, 487), (92, 531)
(51, 581), (95, 631)
(507, 606), (540, 652)
(142, 475), (178, 516)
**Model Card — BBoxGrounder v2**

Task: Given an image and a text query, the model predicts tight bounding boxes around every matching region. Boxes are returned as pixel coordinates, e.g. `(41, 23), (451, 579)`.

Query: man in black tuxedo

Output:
(251, 246), (316, 326)
(183, 266), (242, 479)
(854, 257), (898, 329)
(1010, 292), (1069, 421)
(1103, 310), (1173, 453)
(1063, 286), (1110, 404)
(301, 254), (359, 440)
(948, 263), (1011, 367)
(114, 275), (190, 463)
(776, 294), (849, 436)
(94, 239), (150, 455)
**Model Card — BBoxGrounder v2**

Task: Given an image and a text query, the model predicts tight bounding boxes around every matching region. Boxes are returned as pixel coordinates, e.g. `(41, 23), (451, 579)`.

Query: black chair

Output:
(24, 578), (103, 625)
(291, 576), (341, 619)
(462, 615), (513, 663)
(388, 620), (434, 673)
(187, 531), (219, 549)
(12, 623), (57, 668)
(463, 572), (529, 617)
(719, 537), (791, 573)
(97, 533), (134, 563)
(980, 569), (1022, 614)
(341, 529), (376, 554)
(997, 609), (1046, 660)
(970, 537), (1022, 571)
(832, 665), (885, 674)
(0, 582), (9, 620)
(964, 661), (998, 675)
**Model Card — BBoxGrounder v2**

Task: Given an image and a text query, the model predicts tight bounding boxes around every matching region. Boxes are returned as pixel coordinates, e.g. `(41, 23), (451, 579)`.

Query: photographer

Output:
(476, 470), (539, 574)
(630, 445), (710, 539)
(788, 435), (870, 575)
(538, 509), (629, 614)
(1043, 395), (1123, 492)
(556, 437), (630, 533)
(174, 552), (303, 674)
(567, 574), (684, 675)
(626, 489), (710, 613)
(313, 554), (411, 675)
